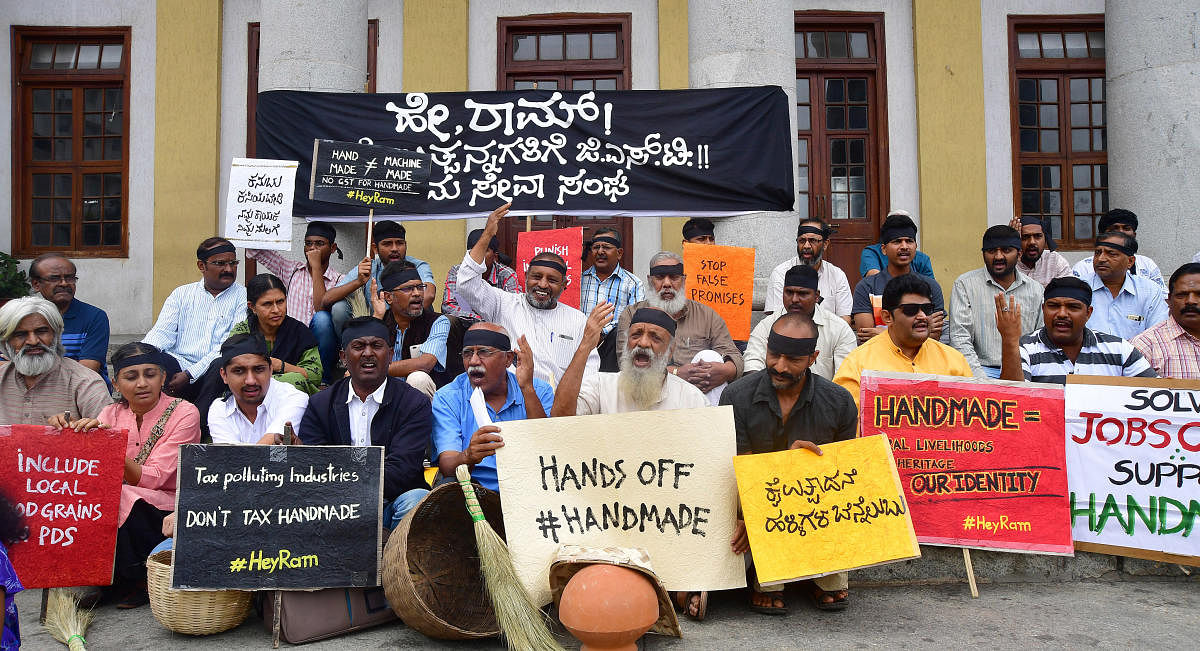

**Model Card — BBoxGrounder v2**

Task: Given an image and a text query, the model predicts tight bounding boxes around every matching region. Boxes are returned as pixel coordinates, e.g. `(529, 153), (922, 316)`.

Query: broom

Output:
(455, 464), (562, 651)
(43, 588), (93, 650)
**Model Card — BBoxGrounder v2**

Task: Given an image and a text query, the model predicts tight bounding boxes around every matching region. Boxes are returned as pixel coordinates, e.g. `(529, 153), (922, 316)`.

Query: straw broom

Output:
(455, 464), (562, 651)
(43, 588), (93, 650)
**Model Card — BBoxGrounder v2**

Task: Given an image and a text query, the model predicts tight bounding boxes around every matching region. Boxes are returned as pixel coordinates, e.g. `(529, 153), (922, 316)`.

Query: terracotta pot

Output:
(558, 564), (659, 651)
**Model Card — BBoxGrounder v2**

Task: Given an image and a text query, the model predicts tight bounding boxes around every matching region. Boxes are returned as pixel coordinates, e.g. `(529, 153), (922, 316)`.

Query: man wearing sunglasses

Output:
(835, 274), (972, 408)
(27, 253), (111, 389)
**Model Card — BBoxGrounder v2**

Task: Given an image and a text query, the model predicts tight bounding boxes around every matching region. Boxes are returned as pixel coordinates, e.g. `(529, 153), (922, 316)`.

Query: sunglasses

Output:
(894, 303), (935, 317)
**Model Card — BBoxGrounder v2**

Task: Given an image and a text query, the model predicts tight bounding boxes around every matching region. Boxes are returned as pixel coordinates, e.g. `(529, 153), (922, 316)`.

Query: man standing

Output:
(441, 229), (519, 322)
(371, 261), (458, 398)
(745, 265), (855, 380)
(722, 313), (858, 614)
(143, 237), (247, 400)
(682, 218), (716, 245)
(299, 317), (432, 528)
(948, 226), (1044, 378)
(27, 253), (110, 387)
(325, 220), (437, 328)
(1073, 232), (1167, 339)
(1072, 209), (1165, 297)
(1132, 263), (1200, 379)
(0, 297), (111, 426)
(581, 227), (645, 371)
(1011, 216), (1071, 287)
(618, 251), (744, 405)
(764, 219), (853, 321)
(851, 214), (946, 344)
(207, 334), (309, 445)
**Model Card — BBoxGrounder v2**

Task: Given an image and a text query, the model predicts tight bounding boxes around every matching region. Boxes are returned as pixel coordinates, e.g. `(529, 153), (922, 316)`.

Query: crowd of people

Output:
(1, 201), (1198, 624)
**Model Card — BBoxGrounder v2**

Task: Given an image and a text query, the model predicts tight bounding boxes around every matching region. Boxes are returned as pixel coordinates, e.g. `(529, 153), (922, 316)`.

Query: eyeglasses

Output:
(35, 274), (78, 284)
(205, 259), (240, 269)
(894, 303), (935, 317)
(797, 237), (825, 246)
(388, 284), (425, 294)
(461, 347), (503, 360)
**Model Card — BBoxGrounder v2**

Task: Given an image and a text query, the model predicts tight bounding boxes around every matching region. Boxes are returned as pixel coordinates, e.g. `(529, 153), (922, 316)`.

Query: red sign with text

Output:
(0, 425), (127, 587)
(516, 227), (583, 309)
(859, 372), (1072, 555)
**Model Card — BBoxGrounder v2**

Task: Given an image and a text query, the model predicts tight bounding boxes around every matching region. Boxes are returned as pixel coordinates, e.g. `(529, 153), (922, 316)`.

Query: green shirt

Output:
(230, 321), (322, 395)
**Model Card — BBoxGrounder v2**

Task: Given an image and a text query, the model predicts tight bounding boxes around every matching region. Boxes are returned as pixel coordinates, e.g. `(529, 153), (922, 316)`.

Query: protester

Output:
(28, 253), (110, 387)
(441, 228), (519, 321)
(1010, 216), (1071, 287)
(682, 217), (716, 245)
(851, 213), (946, 344)
(299, 317), (432, 528)
(1072, 209), (1166, 297)
(142, 237), (246, 400)
(859, 209), (936, 278)
(247, 221), (344, 384)
(618, 251), (744, 404)
(764, 218), (853, 321)
(1, 296), (110, 426)
(454, 203), (599, 384)
(207, 334), (309, 445)
(836, 275), (971, 408)
(581, 227), (645, 371)
(324, 220), (437, 329)
(998, 276), (1156, 383)
(372, 261), (458, 398)
(722, 313), (858, 614)
(431, 324), (552, 492)
(745, 265), (855, 379)
(1072, 232), (1167, 339)
(228, 273), (322, 395)
(948, 225), (1043, 377)
(0, 491), (26, 647)
(1132, 263), (1200, 379)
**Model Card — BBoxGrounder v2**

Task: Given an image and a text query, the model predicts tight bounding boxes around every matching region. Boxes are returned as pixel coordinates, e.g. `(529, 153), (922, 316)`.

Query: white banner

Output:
(224, 158), (298, 251)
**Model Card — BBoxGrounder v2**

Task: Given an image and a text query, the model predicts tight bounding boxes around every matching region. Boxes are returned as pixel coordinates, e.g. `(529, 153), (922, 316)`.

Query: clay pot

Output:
(558, 564), (660, 651)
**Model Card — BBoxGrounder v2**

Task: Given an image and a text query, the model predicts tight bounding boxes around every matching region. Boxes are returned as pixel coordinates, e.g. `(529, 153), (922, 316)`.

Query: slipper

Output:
(810, 584), (849, 612)
(748, 590), (787, 616)
(672, 590), (708, 621)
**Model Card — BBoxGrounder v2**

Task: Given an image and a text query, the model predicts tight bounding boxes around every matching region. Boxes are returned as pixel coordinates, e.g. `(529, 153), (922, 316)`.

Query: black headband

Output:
(305, 222), (342, 259)
(768, 330), (817, 357)
(1044, 284), (1092, 307)
(373, 221), (404, 244)
(592, 235), (622, 248)
(629, 308), (677, 337)
(113, 352), (163, 374)
(380, 267), (423, 291)
(466, 228), (499, 252)
(1096, 240), (1135, 257)
(528, 259), (567, 275)
(220, 337), (269, 368)
(783, 265), (819, 290)
(880, 225), (917, 244)
(796, 225), (826, 239)
(340, 318), (392, 349)
(1020, 216), (1057, 251)
(199, 242), (236, 261)
(462, 329), (512, 352)
(982, 233), (1021, 251)
(682, 221), (715, 240)
(649, 263), (684, 277)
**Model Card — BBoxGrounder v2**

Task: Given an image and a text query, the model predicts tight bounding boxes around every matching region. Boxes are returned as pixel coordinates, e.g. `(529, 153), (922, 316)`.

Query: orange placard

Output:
(682, 242), (755, 339)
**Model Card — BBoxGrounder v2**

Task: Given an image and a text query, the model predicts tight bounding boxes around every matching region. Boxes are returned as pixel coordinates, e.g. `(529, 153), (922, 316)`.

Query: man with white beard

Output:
(617, 251), (744, 405)
(553, 306), (708, 416)
(0, 296), (111, 426)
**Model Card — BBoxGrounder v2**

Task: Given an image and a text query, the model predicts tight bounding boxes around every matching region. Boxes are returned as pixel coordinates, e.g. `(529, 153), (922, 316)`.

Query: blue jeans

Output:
(331, 299), (353, 334)
(982, 366), (1002, 379)
(309, 311), (339, 384)
(383, 488), (429, 530)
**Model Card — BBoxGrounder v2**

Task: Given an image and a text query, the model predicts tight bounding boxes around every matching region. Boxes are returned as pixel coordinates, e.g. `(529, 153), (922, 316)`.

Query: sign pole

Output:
(962, 549), (979, 598)
(525, 214), (531, 232)
(366, 209), (375, 258)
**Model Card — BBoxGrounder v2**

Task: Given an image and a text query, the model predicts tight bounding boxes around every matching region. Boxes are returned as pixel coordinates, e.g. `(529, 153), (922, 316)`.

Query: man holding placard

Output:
(323, 221), (437, 329)
(745, 265), (856, 380)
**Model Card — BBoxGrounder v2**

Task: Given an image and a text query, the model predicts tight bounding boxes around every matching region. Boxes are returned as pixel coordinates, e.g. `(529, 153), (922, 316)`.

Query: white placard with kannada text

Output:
(224, 158), (298, 250)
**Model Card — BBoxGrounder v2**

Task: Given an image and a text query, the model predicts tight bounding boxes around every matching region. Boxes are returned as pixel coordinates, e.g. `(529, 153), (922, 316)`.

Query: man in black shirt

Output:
(719, 312), (858, 614)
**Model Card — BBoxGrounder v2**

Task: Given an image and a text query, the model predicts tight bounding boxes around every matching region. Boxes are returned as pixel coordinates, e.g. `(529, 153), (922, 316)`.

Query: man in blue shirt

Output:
(27, 253), (110, 388)
(1073, 232), (1168, 340)
(323, 221), (436, 333)
(859, 209), (936, 279)
(431, 323), (553, 492)
(851, 213), (946, 344)
(581, 228), (645, 371)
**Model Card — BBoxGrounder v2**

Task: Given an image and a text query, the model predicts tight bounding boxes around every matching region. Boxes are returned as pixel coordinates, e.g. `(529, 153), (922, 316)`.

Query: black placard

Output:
(308, 139), (432, 209)
(171, 444), (384, 591)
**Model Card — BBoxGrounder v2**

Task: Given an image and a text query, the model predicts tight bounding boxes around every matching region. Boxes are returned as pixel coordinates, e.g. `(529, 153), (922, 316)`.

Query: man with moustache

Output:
(1072, 209), (1166, 298)
(948, 226), (1044, 378)
(722, 313), (858, 614)
(0, 296), (111, 426)
(143, 237), (247, 400)
(851, 214), (946, 344)
(581, 227), (645, 371)
(431, 324), (552, 492)
(1010, 216), (1071, 287)
(27, 253), (111, 387)
(299, 317), (432, 528)
(1072, 232), (1167, 339)
(764, 218), (853, 321)
(371, 261), (460, 398)
(1132, 263), (1200, 379)
(617, 251), (743, 404)
(324, 220), (437, 329)
(745, 265), (856, 379)
(207, 334), (309, 445)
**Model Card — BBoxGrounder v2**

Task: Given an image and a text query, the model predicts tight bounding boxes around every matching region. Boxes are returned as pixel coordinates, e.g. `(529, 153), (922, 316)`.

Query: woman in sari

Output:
(230, 273), (322, 394)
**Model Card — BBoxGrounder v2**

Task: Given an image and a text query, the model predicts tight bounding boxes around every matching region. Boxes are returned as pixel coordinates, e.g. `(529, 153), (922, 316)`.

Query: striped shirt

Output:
(948, 268), (1043, 374)
(764, 256), (853, 317)
(247, 249), (343, 325)
(442, 261), (520, 320)
(1019, 327), (1156, 384)
(1131, 317), (1200, 380)
(392, 314), (451, 371)
(1074, 268), (1169, 340)
(1016, 250), (1073, 287)
(142, 281), (247, 380)
(580, 265), (645, 334)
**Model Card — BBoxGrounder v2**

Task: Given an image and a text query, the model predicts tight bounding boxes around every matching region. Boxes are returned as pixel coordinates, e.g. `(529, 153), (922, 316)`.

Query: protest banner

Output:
(1065, 376), (1200, 565)
(682, 242), (754, 340)
(257, 87), (794, 220)
(224, 158), (298, 250)
(515, 226), (583, 310)
(171, 444), (384, 590)
(308, 139), (432, 209)
(733, 435), (918, 585)
(495, 406), (745, 605)
(0, 425), (127, 588)
(860, 372), (1073, 555)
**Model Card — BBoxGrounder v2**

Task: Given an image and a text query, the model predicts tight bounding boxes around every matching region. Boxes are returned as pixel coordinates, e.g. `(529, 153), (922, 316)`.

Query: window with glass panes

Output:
(12, 27), (130, 257)
(1009, 17), (1106, 249)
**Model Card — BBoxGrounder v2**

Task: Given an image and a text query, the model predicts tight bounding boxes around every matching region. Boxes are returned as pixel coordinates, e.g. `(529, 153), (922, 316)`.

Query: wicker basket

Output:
(146, 550), (253, 636)
(382, 480), (505, 640)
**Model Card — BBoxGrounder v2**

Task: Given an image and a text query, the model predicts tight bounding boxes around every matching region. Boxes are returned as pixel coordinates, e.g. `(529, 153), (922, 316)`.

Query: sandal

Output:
(809, 583), (849, 612)
(748, 590), (787, 616)
(672, 590), (708, 621)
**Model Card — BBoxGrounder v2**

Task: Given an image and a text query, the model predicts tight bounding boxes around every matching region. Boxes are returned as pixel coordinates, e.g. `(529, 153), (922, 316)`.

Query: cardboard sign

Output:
(0, 425), (127, 588)
(733, 435), (919, 585)
(860, 372), (1073, 555)
(171, 444), (384, 590)
(309, 139), (431, 209)
(516, 227), (583, 310)
(682, 242), (754, 340)
(1065, 376), (1200, 566)
(495, 406), (745, 605)
(224, 158), (298, 250)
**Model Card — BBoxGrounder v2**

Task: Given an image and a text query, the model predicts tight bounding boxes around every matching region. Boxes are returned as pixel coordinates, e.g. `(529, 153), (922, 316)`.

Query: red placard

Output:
(516, 227), (583, 309)
(0, 425), (127, 588)
(859, 372), (1072, 555)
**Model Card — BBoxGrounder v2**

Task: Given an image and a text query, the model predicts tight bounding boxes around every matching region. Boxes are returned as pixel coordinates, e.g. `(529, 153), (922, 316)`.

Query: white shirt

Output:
(345, 380), (388, 447)
(764, 257), (852, 317)
(208, 379), (309, 445)
(142, 281), (247, 380)
(743, 305), (857, 380)
(455, 252), (599, 384)
(576, 371), (710, 415)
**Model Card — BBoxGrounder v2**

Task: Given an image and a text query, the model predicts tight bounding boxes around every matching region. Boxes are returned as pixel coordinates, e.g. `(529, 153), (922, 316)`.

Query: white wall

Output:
(1, 0), (157, 334)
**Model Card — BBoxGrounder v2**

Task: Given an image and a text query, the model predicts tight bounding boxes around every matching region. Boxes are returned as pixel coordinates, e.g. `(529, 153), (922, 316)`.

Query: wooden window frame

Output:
(11, 25), (131, 258)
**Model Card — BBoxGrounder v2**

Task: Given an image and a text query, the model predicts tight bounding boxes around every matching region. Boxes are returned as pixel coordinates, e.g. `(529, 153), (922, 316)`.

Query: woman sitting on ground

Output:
(231, 273), (323, 394)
